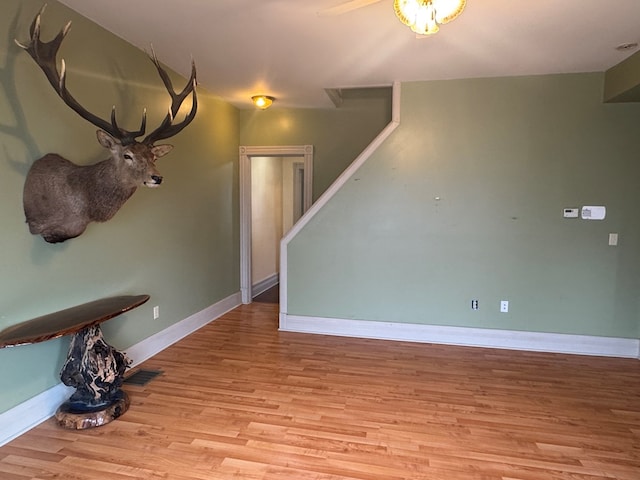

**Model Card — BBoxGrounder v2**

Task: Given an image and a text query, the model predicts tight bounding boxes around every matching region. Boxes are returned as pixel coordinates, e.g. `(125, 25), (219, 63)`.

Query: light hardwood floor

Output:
(1, 302), (639, 479)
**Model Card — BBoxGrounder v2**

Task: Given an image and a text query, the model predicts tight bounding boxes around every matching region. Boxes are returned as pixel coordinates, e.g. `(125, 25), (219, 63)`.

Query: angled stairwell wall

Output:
(280, 74), (640, 358)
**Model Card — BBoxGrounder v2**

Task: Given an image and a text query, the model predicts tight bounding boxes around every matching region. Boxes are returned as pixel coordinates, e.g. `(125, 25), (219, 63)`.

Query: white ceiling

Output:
(57, 0), (640, 109)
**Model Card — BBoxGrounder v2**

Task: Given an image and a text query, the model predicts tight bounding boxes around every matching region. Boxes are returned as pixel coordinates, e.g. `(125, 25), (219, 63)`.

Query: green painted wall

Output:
(0, 0), (240, 413)
(604, 50), (640, 103)
(287, 74), (640, 339)
(239, 92), (392, 200)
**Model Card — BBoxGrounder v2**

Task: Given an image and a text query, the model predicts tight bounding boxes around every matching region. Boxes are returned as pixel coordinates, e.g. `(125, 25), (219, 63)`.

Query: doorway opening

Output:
(239, 145), (314, 304)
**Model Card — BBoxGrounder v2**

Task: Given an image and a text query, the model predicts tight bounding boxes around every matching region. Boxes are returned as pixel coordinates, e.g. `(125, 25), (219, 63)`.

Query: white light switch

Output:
(609, 233), (618, 246)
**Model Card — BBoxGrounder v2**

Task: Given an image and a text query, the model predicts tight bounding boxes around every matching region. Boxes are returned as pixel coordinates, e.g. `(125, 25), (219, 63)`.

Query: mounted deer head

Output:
(16, 5), (197, 243)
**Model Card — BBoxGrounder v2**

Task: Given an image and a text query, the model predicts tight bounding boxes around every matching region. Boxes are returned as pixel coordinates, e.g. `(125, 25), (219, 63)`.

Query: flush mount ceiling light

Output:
(251, 95), (275, 110)
(394, 0), (466, 35)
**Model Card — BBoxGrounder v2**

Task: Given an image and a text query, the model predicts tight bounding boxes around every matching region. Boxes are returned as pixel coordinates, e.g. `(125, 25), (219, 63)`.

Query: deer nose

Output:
(151, 175), (163, 184)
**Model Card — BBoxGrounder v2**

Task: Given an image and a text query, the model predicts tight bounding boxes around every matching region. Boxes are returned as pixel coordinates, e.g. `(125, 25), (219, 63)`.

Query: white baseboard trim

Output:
(0, 383), (75, 447)
(0, 292), (242, 447)
(280, 314), (640, 359)
(252, 274), (279, 298)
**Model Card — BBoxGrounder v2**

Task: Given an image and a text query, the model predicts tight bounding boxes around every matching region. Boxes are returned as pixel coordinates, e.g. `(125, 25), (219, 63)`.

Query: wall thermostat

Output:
(581, 206), (606, 220)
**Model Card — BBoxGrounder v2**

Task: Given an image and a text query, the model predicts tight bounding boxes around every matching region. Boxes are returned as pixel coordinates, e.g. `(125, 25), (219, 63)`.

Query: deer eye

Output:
(123, 153), (133, 161)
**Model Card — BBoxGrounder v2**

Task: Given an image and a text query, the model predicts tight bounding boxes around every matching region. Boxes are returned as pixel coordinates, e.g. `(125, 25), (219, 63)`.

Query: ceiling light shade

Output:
(394, 0), (466, 35)
(251, 95), (275, 109)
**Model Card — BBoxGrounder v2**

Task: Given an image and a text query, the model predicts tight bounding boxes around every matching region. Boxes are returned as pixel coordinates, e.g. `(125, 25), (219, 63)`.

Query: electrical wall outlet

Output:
(500, 300), (509, 313)
(471, 299), (479, 310)
(153, 305), (160, 320)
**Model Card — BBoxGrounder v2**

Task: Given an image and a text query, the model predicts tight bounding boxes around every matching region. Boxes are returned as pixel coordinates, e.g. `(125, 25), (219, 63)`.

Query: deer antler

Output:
(16, 5), (197, 146)
(15, 5), (147, 145)
(143, 46), (198, 145)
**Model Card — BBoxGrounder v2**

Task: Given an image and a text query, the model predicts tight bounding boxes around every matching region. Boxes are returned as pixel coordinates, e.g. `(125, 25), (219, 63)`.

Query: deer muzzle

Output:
(145, 175), (163, 187)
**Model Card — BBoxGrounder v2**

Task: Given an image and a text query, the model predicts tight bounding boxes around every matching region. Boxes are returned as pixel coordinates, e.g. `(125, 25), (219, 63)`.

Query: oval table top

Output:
(0, 295), (150, 348)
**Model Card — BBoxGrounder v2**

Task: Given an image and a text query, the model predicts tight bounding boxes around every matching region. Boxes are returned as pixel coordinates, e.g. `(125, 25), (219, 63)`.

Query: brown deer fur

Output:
(23, 131), (172, 243)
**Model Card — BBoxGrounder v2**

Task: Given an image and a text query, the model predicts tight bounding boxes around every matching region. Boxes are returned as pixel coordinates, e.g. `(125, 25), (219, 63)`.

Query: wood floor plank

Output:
(1, 302), (639, 479)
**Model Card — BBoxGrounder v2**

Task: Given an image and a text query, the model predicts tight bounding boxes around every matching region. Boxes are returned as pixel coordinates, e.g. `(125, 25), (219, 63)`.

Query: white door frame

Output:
(239, 145), (314, 304)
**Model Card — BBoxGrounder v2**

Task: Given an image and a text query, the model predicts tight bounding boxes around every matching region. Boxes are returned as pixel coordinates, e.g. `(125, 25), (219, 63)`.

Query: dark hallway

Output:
(252, 284), (279, 304)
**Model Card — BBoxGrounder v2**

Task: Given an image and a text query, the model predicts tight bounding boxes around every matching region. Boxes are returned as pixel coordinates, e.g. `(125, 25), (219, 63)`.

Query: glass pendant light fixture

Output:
(393, 0), (466, 35)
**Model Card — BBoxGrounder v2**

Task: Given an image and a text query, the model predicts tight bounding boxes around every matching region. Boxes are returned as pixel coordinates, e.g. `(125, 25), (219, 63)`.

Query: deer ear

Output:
(96, 130), (121, 150)
(151, 144), (173, 158)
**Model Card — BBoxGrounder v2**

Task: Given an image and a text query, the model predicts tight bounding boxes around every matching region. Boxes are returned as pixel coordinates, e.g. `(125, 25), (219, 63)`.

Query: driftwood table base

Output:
(57, 324), (132, 429)
(55, 391), (130, 430)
